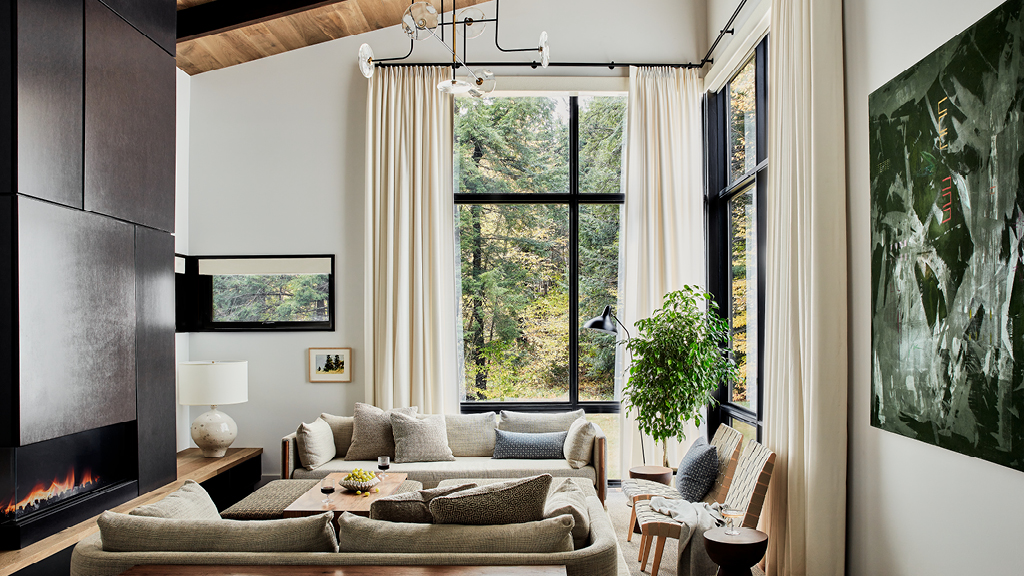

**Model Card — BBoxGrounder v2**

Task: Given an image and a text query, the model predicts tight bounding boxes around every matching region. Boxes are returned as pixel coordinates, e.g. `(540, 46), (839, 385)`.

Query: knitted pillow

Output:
(492, 429), (568, 459)
(319, 413), (354, 457)
(391, 412), (455, 463)
(345, 403), (418, 461)
(676, 437), (719, 502)
(563, 418), (596, 468)
(295, 417), (336, 470)
(429, 474), (552, 525)
(498, 409), (584, 433)
(370, 483), (477, 523)
(543, 478), (590, 548)
(445, 412), (497, 457)
(129, 480), (220, 521)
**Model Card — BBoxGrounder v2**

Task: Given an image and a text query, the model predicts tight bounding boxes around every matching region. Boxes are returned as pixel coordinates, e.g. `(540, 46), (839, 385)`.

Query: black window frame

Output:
(705, 37), (768, 442)
(455, 95), (624, 420)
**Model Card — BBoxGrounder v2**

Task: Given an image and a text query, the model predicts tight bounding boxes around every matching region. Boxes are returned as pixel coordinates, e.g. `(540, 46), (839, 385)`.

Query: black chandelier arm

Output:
(373, 38), (416, 64)
(493, 0), (543, 53)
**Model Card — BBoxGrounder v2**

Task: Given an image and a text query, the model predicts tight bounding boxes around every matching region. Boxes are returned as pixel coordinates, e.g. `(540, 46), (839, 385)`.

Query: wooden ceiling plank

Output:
(194, 34), (251, 69)
(219, 29), (269, 63)
(262, 16), (315, 52)
(176, 38), (228, 74)
(238, 22), (289, 57)
(178, 0), (346, 41)
(278, 9), (335, 46)
(332, 2), (372, 36)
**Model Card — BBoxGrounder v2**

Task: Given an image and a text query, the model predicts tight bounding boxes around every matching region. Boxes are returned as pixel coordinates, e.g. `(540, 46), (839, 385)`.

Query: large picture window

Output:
(707, 37), (768, 444)
(455, 94), (625, 478)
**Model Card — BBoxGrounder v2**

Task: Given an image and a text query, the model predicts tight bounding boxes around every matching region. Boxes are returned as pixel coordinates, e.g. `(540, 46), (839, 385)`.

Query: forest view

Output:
(455, 95), (626, 402)
(212, 273), (330, 322)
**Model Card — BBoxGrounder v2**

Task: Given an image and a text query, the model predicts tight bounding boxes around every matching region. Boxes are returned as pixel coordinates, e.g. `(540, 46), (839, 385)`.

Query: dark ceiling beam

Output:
(177, 0), (343, 42)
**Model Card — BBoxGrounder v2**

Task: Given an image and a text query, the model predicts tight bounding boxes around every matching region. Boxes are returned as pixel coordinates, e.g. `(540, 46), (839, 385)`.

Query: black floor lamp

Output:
(582, 305), (647, 465)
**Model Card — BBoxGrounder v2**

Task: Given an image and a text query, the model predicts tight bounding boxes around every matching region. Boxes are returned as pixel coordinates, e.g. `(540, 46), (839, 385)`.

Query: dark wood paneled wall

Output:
(0, 0), (177, 516)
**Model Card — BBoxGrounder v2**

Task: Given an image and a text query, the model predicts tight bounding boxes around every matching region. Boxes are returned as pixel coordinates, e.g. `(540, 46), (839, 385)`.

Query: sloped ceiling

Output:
(176, 0), (487, 75)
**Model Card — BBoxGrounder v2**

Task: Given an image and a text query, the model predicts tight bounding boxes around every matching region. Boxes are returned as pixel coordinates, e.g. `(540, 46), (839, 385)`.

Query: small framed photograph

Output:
(308, 348), (352, 382)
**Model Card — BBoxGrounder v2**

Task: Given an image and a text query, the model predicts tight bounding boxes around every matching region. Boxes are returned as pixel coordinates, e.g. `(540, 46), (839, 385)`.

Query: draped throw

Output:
(364, 66), (458, 415)
(762, 0), (848, 574)
(619, 66), (706, 473)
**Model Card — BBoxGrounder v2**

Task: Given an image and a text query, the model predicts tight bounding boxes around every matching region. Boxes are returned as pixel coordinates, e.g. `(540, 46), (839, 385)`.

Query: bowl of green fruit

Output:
(337, 468), (380, 492)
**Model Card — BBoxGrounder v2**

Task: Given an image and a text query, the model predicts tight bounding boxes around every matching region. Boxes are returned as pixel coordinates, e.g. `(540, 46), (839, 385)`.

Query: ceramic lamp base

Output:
(191, 406), (238, 458)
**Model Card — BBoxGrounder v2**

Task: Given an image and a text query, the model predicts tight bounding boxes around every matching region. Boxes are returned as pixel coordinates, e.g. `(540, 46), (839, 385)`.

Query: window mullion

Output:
(569, 96), (580, 407)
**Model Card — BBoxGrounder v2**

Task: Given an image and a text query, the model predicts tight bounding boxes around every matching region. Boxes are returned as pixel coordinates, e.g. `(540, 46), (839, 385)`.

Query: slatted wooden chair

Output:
(622, 424), (744, 542)
(634, 439), (776, 576)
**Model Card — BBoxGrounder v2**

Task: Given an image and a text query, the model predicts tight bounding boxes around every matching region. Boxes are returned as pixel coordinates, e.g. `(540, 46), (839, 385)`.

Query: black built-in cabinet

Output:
(0, 0), (177, 538)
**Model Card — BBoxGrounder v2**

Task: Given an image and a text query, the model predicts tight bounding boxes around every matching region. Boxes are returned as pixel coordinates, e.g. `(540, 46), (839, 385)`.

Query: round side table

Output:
(628, 465), (673, 486)
(703, 526), (768, 576)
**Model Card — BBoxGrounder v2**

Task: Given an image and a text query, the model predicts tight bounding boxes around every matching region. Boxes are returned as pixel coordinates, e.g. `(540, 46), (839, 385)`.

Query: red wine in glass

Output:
(320, 478), (336, 504)
(377, 456), (390, 479)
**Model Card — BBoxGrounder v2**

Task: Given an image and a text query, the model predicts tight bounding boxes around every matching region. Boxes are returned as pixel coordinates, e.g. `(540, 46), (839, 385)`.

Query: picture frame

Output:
(308, 347), (351, 383)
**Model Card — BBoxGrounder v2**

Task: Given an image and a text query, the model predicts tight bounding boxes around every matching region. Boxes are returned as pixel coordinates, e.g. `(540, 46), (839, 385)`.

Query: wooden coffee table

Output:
(284, 473), (409, 520)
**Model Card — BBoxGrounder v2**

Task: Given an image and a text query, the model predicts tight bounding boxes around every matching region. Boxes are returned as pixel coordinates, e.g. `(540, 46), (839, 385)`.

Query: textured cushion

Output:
(498, 409), (585, 433)
(295, 417), (336, 470)
(128, 480), (220, 521)
(370, 482), (477, 523)
(97, 511), (338, 553)
(445, 412), (497, 457)
(676, 437), (719, 502)
(563, 418), (596, 468)
(345, 403), (418, 461)
(493, 429), (568, 459)
(391, 412), (455, 463)
(319, 413), (354, 457)
(337, 511), (573, 553)
(429, 473), (552, 525)
(220, 479), (319, 520)
(544, 477), (590, 548)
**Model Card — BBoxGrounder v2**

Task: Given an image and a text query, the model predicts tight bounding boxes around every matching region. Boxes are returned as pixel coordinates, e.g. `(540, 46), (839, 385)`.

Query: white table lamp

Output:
(178, 361), (248, 458)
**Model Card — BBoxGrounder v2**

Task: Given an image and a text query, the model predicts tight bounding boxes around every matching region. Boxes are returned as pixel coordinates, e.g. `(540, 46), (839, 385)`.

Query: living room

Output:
(2, 0), (1023, 574)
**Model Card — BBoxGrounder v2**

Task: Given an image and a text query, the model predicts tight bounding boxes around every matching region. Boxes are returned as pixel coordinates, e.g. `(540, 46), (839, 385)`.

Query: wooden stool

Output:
(703, 526), (768, 576)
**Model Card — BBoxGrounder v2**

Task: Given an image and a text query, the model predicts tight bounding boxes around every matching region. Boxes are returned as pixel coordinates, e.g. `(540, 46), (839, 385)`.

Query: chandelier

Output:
(357, 1), (550, 98)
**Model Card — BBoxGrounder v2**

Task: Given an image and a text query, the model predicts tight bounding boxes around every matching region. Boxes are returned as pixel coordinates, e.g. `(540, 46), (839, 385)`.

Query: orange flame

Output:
(2, 469), (99, 516)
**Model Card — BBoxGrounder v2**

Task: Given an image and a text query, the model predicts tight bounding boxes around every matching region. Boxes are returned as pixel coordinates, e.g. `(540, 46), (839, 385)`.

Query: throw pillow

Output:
(544, 478), (590, 548)
(370, 482), (477, 523)
(295, 417), (336, 470)
(336, 512), (573, 554)
(445, 412), (497, 457)
(319, 413), (354, 457)
(492, 429), (568, 459)
(563, 418), (597, 468)
(129, 479), (220, 521)
(429, 473), (552, 525)
(676, 436), (719, 502)
(97, 511), (338, 553)
(390, 412), (455, 463)
(345, 402), (418, 461)
(498, 409), (585, 433)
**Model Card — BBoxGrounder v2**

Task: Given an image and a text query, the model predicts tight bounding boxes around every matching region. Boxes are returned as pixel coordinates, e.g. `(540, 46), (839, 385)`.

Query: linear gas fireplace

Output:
(0, 422), (139, 549)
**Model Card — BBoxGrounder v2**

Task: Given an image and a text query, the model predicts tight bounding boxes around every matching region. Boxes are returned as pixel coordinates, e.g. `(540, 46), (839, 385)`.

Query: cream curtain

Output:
(762, 0), (848, 574)
(364, 66), (459, 415)
(619, 66), (706, 473)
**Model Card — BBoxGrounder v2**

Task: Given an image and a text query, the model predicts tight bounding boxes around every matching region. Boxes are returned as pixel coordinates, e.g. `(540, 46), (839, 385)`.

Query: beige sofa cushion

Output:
(391, 412), (455, 463)
(336, 511), (574, 554)
(97, 511), (338, 553)
(370, 482), (477, 523)
(295, 417), (336, 469)
(128, 480), (219, 521)
(563, 418), (597, 468)
(544, 478), (590, 547)
(445, 412), (497, 457)
(429, 474), (551, 525)
(498, 409), (584, 433)
(320, 413), (354, 456)
(345, 403), (418, 461)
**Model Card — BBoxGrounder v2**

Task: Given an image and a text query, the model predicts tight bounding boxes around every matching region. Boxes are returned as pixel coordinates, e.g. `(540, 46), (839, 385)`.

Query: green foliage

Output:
(212, 273), (330, 322)
(623, 287), (739, 446)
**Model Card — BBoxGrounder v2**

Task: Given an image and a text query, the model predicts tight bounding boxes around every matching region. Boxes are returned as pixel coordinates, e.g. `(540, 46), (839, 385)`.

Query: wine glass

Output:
(722, 506), (743, 536)
(320, 477), (336, 505)
(377, 456), (390, 479)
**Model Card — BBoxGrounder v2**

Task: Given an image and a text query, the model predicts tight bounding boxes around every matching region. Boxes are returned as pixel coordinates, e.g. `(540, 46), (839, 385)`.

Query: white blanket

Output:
(649, 497), (725, 576)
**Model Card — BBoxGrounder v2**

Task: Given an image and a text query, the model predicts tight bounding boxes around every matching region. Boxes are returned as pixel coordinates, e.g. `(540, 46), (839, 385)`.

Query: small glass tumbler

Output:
(722, 506), (743, 536)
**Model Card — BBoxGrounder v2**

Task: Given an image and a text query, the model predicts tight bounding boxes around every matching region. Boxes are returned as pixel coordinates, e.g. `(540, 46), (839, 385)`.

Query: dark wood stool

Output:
(628, 465), (673, 485)
(703, 526), (768, 576)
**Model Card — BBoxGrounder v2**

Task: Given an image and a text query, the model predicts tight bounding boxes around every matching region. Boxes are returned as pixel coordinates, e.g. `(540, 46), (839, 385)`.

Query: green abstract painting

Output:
(870, 0), (1024, 471)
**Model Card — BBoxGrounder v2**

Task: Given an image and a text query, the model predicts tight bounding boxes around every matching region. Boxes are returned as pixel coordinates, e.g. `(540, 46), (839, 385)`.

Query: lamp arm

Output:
(611, 314), (631, 341)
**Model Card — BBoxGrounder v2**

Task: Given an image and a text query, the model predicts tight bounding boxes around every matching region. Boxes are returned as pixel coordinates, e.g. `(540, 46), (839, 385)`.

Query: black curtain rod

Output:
(376, 0), (748, 72)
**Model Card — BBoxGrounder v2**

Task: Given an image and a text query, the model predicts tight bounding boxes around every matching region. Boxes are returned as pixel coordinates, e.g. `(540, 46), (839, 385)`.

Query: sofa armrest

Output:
(281, 433), (299, 479)
(591, 423), (607, 504)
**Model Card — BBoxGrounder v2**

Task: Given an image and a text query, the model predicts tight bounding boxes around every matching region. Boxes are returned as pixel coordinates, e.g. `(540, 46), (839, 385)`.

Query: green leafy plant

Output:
(623, 286), (739, 467)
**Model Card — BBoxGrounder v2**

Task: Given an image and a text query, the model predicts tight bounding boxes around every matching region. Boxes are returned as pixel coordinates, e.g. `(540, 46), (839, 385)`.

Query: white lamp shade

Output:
(178, 361), (248, 406)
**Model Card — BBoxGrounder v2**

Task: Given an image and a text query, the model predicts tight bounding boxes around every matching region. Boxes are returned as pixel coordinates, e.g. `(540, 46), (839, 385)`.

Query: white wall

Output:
(175, 68), (191, 451)
(186, 0), (707, 479)
(845, 0), (1024, 573)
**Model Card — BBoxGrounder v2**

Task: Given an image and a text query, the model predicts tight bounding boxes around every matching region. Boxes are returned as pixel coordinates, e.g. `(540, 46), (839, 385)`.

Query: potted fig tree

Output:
(623, 285), (739, 468)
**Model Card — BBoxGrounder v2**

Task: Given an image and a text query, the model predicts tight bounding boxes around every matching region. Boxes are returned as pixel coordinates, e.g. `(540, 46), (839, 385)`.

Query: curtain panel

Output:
(619, 66), (706, 473)
(364, 66), (459, 415)
(763, 0), (848, 574)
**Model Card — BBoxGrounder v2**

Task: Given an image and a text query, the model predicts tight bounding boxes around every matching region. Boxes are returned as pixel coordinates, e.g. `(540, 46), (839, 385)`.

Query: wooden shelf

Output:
(0, 447), (262, 576)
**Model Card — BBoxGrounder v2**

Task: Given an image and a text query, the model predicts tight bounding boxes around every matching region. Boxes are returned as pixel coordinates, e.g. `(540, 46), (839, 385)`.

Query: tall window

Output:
(707, 38), (767, 445)
(454, 94), (626, 478)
